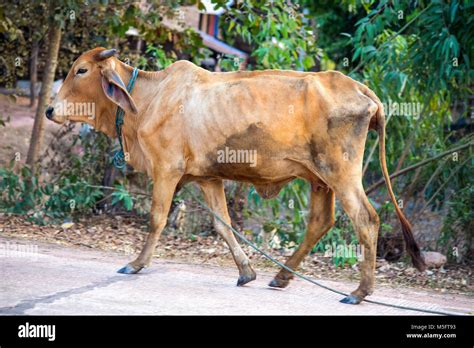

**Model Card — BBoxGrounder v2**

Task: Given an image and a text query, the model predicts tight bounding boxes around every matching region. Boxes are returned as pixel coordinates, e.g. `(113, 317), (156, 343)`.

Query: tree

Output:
(216, 0), (317, 71)
(26, 1), (63, 168)
(0, 1), (48, 88)
(29, 38), (39, 107)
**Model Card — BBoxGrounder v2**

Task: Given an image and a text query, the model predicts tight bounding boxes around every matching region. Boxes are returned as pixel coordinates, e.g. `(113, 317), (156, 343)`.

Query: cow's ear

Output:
(100, 68), (138, 114)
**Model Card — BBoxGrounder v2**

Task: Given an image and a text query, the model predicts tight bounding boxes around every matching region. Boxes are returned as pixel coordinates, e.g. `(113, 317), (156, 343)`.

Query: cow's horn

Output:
(97, 49), (117, 60)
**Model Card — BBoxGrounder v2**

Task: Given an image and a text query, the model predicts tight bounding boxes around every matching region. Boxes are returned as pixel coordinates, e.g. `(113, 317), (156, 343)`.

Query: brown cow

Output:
(46, 48), (425, 304)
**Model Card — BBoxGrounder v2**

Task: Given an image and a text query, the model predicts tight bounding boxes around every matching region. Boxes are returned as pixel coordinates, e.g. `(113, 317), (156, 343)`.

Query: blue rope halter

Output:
(113, 67), (139, 169)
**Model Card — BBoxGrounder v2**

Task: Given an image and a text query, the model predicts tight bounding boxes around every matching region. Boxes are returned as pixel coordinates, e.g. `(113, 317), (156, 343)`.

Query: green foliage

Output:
(0, 160), (104, 224)
(304, 0), (472, 263)
(0, 0), (206, 225)
(141, 44), (174, 70)
(247, 179), (309, 247)
(313, 208), (358, 267)
(216, 0), (318, 70)
(348, 0), (472, 97)
(0, 0), (210, 87)
(438, 184), (473, 262)
(111, 183), (134, 211)
(0, 127), (137, 223)
(0, 164), (39, 214)
(0, 1), (48, 87)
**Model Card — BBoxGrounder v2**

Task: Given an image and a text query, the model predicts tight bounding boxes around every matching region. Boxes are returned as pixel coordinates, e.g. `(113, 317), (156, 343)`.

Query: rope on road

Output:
(184, 187), (463, 316)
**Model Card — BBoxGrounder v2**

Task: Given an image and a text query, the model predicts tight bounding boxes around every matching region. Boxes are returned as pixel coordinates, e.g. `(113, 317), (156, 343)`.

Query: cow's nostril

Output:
(45, 106), (54, 119)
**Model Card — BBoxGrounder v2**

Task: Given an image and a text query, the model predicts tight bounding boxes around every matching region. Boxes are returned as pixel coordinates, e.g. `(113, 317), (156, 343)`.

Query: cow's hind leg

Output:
(336, 185), (380, 304)
(269, 186), (335, 288)
(199, 180), (256, 286)
(118, 172), (181, 274)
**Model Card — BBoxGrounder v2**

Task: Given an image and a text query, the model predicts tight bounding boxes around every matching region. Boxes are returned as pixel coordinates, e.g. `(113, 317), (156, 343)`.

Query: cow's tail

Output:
(366, 89), (426, 272)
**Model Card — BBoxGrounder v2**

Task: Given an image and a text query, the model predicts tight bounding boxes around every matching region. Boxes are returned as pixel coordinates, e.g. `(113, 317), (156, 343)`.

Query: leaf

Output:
(197, 1), (206, 11)
(123, 196), (133, 211)
(450, 1), (459, 23)
(449, 35), (459, 57)
(355, 17), (369, 26)
(352, 47), (362, 61)
(303, 56), (314, 69)
(227, 20), (235, 33)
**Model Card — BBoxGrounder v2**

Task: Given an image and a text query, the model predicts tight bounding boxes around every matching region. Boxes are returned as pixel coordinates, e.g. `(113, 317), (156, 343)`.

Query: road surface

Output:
(0, 236), (472, 315)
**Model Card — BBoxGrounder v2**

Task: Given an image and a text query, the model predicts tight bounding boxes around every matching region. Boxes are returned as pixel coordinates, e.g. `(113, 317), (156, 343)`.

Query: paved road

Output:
(0, 237), (472, 315)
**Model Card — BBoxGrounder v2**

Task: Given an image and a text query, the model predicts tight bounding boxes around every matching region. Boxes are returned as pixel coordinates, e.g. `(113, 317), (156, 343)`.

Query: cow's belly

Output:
(188, 158), (304, 200)
(204, 159), (299, 183)
(186, 119), (314, 179)
(185, 154), (323, 199)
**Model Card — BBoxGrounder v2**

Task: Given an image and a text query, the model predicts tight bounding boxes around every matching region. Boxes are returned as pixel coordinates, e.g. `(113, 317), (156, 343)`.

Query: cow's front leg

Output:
(199, 180), (256, 286)
(118, 172), (181, 274)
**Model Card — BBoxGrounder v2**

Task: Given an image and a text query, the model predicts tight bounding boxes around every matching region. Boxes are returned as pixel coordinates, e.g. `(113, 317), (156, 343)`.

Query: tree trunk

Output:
(26, 19), (62, 169)
(29, 39), (39, 108)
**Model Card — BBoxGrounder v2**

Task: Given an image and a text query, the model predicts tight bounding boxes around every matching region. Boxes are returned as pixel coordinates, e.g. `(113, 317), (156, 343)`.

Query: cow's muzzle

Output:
(45, 106), (54, 120)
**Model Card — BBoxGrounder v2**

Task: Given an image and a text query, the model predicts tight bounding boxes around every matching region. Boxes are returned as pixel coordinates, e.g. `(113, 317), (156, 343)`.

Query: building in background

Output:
(156, 0), (248, 70)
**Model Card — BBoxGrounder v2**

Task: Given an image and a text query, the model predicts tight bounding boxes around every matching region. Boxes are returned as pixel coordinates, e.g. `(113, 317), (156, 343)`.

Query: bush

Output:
(0, 128), (142, 224)
(439, 185), (473, 263)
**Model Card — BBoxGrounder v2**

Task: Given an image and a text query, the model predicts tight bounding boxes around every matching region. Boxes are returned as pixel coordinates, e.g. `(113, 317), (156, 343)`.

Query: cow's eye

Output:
(76, 68), (88, 75)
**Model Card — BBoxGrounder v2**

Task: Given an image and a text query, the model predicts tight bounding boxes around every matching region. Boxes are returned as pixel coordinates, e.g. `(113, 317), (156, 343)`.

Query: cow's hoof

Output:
(237, 273), (256, 286)
(268, 277), (289, 288)
(117, 264), (143, 274)
(339, 294), (362, 305)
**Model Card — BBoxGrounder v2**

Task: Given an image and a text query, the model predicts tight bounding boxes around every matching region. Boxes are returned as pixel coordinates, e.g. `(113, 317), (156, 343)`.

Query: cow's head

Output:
(46, 47), (137, 135)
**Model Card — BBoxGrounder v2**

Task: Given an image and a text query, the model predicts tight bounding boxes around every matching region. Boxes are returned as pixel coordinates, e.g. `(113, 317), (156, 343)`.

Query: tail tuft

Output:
(400, 218), (426, 272)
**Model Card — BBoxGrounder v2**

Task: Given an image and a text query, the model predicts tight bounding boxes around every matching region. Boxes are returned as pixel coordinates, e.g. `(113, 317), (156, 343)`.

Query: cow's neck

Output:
(111, 61), (165, 174)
